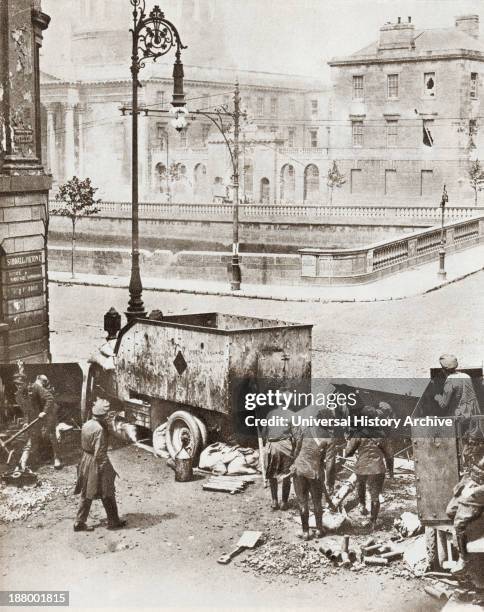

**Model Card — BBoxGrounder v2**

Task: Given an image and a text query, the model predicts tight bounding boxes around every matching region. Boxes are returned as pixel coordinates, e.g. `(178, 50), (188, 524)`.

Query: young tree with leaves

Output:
(469, 159), (484, 206)
(327, 161), (346, 205)
(51, 177), (101, 277)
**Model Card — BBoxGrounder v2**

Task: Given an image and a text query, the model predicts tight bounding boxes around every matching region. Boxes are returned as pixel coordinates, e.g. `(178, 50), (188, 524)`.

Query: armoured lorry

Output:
(411, 366), (484, 575)
(85, 311), (312, 459)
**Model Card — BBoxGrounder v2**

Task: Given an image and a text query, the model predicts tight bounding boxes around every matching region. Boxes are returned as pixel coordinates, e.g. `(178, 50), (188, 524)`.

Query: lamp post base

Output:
(438, 250), (446, 280)
(231, 256), (241, 291)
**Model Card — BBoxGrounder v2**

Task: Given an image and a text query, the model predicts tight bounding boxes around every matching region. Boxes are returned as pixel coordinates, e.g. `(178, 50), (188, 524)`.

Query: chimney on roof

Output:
(379, 17), (415, 51)
(455, 15), (479, 39)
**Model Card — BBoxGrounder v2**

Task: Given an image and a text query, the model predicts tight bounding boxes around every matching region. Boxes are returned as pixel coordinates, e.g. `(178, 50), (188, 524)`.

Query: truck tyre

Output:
(425, 527), (439, 571)
(166, 411), (202, 460)
(192, 415), (208, 449)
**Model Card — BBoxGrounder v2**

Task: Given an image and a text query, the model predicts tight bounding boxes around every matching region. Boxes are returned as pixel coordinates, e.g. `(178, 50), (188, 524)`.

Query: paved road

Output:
(50, 270), (484, 378)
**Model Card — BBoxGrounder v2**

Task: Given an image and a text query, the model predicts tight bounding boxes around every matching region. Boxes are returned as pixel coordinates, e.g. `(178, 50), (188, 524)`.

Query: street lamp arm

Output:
(194, 108), (236, 173)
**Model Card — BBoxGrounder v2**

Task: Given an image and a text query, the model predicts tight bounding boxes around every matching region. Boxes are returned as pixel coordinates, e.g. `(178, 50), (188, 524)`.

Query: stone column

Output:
(64, 104), (75, 179)
(46, 106), (56, 175)
(77, 105), (84, 177)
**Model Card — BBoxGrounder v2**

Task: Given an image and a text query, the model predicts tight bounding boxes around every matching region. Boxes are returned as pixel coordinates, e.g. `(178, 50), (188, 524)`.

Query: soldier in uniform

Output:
(73, 399), (126, 532)
(446, 455), (484, 575)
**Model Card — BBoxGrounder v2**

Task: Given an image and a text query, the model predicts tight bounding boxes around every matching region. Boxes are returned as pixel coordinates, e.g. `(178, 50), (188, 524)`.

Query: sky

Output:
(41, 0), (484, 83)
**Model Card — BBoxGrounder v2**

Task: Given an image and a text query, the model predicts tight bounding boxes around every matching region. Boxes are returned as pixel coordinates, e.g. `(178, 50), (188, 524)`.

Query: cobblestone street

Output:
(50, 270), (484, 378)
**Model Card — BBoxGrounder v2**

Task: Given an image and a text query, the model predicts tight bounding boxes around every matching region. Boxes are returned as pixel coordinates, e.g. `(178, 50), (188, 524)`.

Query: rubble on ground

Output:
(394, 512), (423, 538)
(0, 480), (71, 523)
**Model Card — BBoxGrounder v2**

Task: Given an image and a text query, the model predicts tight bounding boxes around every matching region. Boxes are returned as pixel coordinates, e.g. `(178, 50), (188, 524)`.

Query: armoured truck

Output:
(411, 366), (484, 576)
(85, 311), (312, 459)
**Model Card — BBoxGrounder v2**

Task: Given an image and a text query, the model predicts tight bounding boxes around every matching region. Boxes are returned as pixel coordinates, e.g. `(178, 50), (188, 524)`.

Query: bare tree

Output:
(51, 177), (101, 278)
(327, 161), (346, 205)
(469, 160), (484, 206)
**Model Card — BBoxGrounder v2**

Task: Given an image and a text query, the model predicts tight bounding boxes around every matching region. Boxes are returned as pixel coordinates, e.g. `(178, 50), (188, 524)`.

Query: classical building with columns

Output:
(39, 0), (329, 204)
(1, 0), (51, 363)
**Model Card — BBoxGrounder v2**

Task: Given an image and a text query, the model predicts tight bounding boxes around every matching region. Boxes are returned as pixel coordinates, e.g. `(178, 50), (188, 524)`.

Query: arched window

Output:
(155, 162), (166, 193)
(193, 163), (208, 200)
(280, 164), (295, 202)
(260, 177), (270, 204)
(304, 164), (320, 201)
(243, 162), (254, 201)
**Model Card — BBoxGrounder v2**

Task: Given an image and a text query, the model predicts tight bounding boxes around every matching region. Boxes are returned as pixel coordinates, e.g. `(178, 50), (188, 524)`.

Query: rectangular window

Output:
(201, 124), (210, 146)
(270, 97), (278, 115)
(257, 97), (264, 117)
(289, 98), (296, 114)
(157, 124), (167, 149)
(310, 129), (318, 148)
(470, 72), (479, 99)
(352, 75), (364, 100)
(288, 128), (295, 148)
(387, 74), (399, 99)
(384, 169), (397, 195)
(180, 128), (187, 148)
(423, 119), (434, 147)
(156, 90), (165, 108)
(386, 120), (398, 147)
(352, 120), (364, 147)
(420, 169), (434, 196)
(424, 72), (436, 97)
(311, 99), (318, 115)
(350, 168), (363, 194)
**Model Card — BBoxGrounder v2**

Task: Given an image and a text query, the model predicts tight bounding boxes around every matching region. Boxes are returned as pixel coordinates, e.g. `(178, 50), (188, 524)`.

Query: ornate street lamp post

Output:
(192, 83), (245, 290)
(127, 0), (186, 322)
(438, 184), (448, 279)
(123, 81), (246, 290)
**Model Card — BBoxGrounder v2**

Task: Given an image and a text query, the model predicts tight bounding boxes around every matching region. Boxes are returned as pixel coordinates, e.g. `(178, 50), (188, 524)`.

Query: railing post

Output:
(366, 249), (374, 273)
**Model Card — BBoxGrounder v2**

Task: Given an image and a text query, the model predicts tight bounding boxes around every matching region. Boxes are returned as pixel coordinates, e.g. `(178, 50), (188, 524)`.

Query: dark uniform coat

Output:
(74, 418), (117, 500)
(30, 381), (58, 431)
(345, 437), (392, 475)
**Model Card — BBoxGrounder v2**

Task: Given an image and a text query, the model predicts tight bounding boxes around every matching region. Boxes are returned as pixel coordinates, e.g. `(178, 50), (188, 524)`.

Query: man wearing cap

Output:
(344, 407), (392, 531)
(434, 354), (480, 420)
(17, 374), (61, 471)
(73, 399), (126, 532)
(30, 375), (61, 470)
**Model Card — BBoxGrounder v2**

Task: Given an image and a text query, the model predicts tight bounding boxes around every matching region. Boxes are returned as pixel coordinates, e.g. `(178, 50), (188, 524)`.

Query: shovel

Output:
(217, 530), (262, 564)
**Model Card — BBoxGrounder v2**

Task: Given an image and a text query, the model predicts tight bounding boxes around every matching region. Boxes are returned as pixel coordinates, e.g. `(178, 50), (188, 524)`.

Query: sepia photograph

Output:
(0, 0), (483, 610)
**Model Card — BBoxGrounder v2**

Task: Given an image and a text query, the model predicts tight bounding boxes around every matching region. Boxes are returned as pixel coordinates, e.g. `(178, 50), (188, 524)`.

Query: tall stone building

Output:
(328, 14), (484, 204)
(39, 0), (327, 204)
(0, 0), (51, 363)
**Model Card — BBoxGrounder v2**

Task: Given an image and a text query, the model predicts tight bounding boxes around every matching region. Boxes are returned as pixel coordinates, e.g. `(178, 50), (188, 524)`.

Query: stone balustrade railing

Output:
(299, 216), (484, 284)
(48, 200), (484, 224)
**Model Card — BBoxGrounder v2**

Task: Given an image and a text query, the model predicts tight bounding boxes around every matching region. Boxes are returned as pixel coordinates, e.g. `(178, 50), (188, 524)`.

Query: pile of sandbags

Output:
(199, 442), (260, 475)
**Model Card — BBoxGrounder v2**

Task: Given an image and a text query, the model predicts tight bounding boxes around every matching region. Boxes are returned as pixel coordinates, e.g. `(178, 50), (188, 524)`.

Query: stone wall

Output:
(49, 214), (423, 253)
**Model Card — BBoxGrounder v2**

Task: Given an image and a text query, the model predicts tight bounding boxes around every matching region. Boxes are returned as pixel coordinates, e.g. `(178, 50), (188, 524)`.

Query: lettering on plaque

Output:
(3, 265), (42, 284)
(5, 281), (43, 300)
(3, 251), (42, 269)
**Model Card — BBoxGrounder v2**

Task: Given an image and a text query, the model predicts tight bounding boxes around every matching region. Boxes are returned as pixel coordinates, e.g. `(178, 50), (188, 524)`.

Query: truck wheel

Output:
(166, 411), (202, 460)
(192, 415), (208, 449)
(425, 527), (439, 571)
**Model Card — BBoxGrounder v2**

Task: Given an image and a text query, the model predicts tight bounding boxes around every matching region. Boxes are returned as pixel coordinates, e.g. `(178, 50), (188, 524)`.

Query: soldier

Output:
(345, 407), (392, 531)
(446, 455), (484, 575)
(73, 399), (126, 532)
(434, 354), (480, 421)
(291, 407), (334, 540)
(16, 373), (61, 471)
(30, 375), (62, 470)
(261, 404), (293, 510)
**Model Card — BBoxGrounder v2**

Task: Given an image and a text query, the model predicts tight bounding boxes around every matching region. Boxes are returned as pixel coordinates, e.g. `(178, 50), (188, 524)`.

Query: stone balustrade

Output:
(48, 200), (484, 224)
(299, 216), (484, 284)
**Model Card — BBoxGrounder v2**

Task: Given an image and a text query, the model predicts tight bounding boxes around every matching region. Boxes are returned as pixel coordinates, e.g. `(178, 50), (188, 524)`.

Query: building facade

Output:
(39, 0), (328, 204)
(0, 0), (51, 363)
(327, 14), (484, 205)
